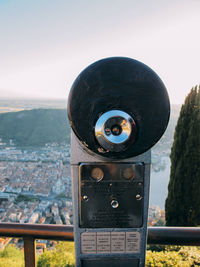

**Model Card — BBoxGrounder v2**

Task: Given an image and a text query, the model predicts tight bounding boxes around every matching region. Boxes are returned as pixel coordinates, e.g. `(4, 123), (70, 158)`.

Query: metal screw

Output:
(82, 195), (88, 202)
(136, 194), (142, 201)
(111, 199), (119, 208)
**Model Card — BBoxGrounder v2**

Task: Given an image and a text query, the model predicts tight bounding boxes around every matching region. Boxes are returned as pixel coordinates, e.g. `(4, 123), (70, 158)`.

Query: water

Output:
(149, 156), (171, 209)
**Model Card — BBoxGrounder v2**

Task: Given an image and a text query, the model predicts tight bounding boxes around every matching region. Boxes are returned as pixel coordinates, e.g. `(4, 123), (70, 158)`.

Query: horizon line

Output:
(0, 97), (182, 106)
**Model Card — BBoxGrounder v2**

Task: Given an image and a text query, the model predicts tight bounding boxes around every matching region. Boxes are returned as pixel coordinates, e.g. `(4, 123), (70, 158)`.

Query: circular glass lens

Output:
(111, 124), (122, 136)
(95, 110), (137, 152)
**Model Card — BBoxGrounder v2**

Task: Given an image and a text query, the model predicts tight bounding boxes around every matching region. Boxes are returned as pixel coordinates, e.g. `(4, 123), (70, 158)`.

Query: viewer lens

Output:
(111, 124), (122, 136)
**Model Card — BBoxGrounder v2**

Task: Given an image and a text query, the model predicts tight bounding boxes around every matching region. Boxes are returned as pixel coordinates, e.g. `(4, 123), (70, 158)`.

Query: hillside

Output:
(0, 109), (70, 147)
(0, 105), (180, 148)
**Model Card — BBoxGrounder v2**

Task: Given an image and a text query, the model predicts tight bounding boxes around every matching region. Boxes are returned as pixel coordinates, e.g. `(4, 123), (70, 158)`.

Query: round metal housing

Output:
(67, 57), (170, 159)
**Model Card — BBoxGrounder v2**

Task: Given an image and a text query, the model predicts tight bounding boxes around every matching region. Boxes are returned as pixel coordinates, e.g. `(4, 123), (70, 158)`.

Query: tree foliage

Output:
(14, 194), (40, 204)
(1, 243), (200, 266)
(0, 109), (70, 147)
(37, 241), (75, 267)
(165, 86), (200, 226)
(0, 244), (24, 267)
(146, 246), (200, 266)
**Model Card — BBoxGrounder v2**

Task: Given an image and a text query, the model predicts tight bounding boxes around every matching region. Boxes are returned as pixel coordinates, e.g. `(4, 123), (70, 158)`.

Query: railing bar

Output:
(148, 227), (200, 246)
(0, 223), (200, 246)
(24, 237), (36, 267)
(0, 223), (74, 241)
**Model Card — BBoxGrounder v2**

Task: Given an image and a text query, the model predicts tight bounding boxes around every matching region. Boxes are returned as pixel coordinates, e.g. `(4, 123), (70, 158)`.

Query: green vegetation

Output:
(146, 246), (200, 266)
(1, 243), (200, 267)
(14, 194), (40, 204)
(37, 241), (75, 267)
(165, 86), (200, 226)
(56, 192), (67, 199)
(0, 244), (24, 267)
(0, 109), (70, 147)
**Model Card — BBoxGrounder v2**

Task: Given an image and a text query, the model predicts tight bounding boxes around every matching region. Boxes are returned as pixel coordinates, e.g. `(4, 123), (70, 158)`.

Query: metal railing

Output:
(0, 223), (73, 267)
(0, 223), (200, 267)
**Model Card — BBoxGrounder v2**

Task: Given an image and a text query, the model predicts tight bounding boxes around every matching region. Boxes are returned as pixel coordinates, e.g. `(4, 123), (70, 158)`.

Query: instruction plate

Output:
(81, 231), (140, 254)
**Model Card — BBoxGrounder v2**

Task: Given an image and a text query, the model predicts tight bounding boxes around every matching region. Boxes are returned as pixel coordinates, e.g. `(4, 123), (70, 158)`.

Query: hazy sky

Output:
(0, 0), (199, 104)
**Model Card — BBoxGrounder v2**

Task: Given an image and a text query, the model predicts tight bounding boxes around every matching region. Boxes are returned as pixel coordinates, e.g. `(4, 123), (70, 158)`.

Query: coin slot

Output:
(123, 167), (135, 180)
(91, 167), (104, 181)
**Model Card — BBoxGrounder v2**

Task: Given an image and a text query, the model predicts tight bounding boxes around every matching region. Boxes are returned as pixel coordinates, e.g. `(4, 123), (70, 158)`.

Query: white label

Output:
(126, 232), (140, 253)
(81, 232), (96, 254)
(97, 232), (111, 253)
(81, 231), (140, 254)
(111, 232), (125, 253)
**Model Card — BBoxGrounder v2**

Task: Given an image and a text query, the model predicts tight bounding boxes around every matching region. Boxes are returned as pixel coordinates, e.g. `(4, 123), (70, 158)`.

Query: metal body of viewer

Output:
(71, 132), (150, 267)
(67, 57), (170, 267)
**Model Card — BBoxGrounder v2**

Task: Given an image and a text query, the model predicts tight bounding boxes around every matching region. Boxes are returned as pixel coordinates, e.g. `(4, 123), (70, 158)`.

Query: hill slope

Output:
(0, 105), (180, 148)
(0, 109), (70, 147)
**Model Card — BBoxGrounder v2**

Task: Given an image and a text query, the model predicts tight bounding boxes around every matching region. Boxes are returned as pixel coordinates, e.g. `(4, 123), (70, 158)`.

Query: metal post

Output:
(24, 237), (36, 267)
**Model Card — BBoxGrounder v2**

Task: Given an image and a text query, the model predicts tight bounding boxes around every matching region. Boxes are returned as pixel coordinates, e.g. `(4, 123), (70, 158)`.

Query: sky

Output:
(0, 0), (199, 104)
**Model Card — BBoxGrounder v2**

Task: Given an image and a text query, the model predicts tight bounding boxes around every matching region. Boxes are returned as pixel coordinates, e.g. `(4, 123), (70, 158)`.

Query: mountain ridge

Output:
(0, 109), (70, 147)
(0, 105), (181, 148)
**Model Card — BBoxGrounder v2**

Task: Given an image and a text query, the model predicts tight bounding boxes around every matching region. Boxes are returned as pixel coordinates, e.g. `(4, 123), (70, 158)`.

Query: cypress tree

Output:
(165, 86), (200, 226)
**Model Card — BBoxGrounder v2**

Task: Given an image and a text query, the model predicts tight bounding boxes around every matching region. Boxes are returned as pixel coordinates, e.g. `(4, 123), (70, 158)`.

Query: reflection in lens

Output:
(94, 110), (137, 152)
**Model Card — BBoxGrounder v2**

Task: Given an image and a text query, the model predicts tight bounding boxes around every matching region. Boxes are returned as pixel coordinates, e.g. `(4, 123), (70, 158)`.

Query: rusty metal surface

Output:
(24, 237), (36, 267)
(0, 223), (74, 241)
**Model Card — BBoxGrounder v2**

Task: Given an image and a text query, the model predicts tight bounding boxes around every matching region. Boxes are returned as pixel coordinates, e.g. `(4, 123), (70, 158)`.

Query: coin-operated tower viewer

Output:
(67, 57), (170, 267)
